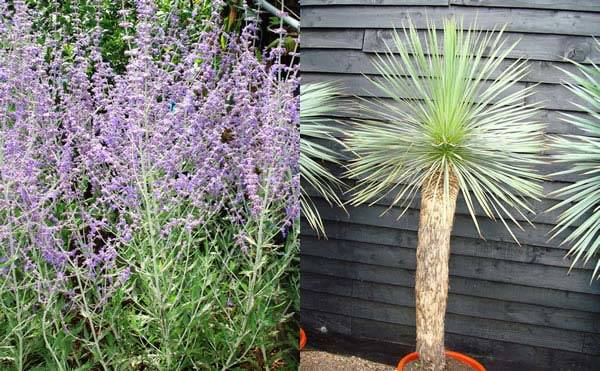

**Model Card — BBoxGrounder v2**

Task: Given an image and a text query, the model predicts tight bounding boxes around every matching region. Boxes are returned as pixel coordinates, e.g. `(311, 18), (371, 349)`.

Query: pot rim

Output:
(299, 328), (307, 350)
(397, 350), (485, 371)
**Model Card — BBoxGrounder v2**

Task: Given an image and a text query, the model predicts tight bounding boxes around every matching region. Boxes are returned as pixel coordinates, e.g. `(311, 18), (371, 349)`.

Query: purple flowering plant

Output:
(0, 0), (299, 369)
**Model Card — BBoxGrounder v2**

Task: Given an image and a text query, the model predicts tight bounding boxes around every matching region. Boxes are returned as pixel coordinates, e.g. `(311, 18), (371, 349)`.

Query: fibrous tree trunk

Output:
(415, 173), (459, 371)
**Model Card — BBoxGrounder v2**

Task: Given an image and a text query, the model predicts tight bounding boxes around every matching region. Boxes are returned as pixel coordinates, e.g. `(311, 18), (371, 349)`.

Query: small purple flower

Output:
(0, 256), (8, 276)
(118, 267), (131, 284)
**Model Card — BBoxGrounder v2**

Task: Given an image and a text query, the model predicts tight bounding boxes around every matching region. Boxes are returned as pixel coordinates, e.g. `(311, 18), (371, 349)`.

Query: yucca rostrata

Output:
(345, 19), (545, 370)
(549, 41), (600, 281)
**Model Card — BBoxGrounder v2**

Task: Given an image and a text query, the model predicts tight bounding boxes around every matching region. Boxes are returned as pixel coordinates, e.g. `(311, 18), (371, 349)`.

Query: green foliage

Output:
(300, 82), (346, 236)
(27, 0), (132, 72)
(26, 0), (241, 73)
(549, 43), (600, 280)
(0, 202), (299, 370)
(345, 19), (546, 241)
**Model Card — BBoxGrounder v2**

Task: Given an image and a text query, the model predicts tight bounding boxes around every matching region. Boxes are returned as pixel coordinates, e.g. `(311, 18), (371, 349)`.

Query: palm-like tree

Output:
(300, 82), (346, 236)
(345, 19), (545, 370)
(549, 45), (600, 280)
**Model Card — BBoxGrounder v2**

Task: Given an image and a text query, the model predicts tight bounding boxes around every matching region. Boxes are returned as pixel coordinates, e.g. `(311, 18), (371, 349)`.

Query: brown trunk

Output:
(415, 173), (459, 371)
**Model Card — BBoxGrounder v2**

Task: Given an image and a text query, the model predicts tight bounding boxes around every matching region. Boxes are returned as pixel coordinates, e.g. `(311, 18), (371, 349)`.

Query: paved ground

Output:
(300, 349), (395, 371)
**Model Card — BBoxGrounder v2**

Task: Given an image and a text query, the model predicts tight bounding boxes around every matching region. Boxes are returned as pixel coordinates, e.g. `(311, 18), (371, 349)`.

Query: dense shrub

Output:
(0, 0), (299, 369)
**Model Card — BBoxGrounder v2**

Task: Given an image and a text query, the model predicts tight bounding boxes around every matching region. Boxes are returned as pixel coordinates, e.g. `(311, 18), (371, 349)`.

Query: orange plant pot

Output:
(299, 328), (307, 350)
(397, 351), (485, 371)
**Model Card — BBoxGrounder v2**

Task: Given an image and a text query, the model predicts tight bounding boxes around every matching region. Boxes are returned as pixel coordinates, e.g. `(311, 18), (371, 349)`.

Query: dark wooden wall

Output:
(300, 1), (600, 370)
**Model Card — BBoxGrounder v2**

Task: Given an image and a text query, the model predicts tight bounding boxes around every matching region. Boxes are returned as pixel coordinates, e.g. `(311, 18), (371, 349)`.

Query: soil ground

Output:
(405, 358), (473, 371)
(300, 349), (395, 371)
